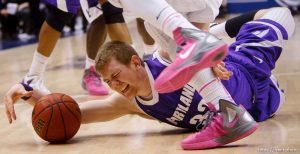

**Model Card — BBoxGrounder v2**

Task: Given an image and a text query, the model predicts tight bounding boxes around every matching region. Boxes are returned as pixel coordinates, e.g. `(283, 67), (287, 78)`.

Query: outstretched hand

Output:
(3, 84), (33, 124)
(212, 61), (233, 80)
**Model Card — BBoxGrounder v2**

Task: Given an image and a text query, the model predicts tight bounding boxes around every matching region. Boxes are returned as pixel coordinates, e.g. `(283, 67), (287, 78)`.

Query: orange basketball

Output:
(32, 93), (81, 143)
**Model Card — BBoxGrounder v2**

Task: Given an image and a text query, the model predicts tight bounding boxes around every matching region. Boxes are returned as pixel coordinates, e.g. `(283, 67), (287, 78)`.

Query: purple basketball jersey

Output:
(134, 19), (287, 129)
(43, 0), (98, 14)
(134, 52), (211, 131)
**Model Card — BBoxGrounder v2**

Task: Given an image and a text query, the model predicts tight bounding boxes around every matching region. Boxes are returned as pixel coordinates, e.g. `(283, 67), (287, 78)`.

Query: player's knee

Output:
(101, 1), (125, 24)
(262, 7), (295, 37)
(45, 5), (75, 32)
(92, 14), (105, 25)
(277, 7), (295, 37)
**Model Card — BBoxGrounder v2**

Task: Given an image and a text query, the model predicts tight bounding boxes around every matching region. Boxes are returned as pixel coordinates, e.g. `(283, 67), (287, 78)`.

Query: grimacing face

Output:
(99, 56), (150, 100)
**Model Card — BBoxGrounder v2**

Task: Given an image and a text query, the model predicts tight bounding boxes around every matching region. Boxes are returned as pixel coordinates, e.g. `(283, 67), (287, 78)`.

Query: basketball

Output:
(32, 93), (81, 143)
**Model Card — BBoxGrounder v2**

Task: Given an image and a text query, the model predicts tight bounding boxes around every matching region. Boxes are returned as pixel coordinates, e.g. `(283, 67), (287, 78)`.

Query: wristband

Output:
(20, 82), (33, 100)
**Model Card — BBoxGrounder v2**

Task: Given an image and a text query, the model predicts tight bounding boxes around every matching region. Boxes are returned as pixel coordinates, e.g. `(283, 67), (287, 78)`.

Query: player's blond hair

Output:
(95, 41), (144, 72)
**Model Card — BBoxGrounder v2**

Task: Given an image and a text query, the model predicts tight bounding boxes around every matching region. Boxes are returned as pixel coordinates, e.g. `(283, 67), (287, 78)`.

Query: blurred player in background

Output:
(18, 0), (132, 96)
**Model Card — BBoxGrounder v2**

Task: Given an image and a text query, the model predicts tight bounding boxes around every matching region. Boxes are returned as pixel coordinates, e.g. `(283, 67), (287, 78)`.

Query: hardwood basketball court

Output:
(0, 15), (299, 154)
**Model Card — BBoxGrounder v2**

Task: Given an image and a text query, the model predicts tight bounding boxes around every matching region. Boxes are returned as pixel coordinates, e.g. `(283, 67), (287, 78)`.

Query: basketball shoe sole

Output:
(154, 27), (228, 93)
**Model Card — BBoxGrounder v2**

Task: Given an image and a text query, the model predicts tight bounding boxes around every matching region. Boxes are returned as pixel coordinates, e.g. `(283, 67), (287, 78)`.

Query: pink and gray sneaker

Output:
(181, 99), (259, 150)
(82, 66), (109, 95)
(154, 27), (228, 93)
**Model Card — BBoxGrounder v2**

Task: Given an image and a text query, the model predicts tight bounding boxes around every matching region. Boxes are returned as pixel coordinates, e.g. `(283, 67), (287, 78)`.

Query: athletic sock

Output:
(120, 0), (198, 38)
(28, 50), (49, 76)
(85, 55), (95, 69)
(209, 22), (228, 39)
(189, 68), (235, 110)
(143, 43), (159, 56)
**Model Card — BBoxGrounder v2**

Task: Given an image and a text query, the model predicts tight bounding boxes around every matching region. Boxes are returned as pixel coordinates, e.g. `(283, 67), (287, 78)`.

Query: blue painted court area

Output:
(0, 31), (83, 51)
(227, 0), (300, 13)
(0, 37), (38, 51)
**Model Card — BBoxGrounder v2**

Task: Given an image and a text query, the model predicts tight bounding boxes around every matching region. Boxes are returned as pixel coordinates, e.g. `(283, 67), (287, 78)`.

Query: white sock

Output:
(85, 55), (95, 69)
(120, 0), (198, 38)
(189, 68), (235, 110)
(209, 22), (229, 39)
(143, 43), (159, 55)
(28, 50), (49, 76)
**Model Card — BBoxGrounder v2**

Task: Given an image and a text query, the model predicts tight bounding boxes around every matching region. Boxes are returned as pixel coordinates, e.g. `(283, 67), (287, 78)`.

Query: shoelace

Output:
(201, 110), (221, 131)
(176, 43), (185, 54)
(195, 110), (222, 137)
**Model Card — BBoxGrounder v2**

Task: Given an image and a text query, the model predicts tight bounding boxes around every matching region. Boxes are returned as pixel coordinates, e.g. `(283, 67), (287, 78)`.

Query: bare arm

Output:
(3, 83), (150, 124)
(80, 92), (150, 124)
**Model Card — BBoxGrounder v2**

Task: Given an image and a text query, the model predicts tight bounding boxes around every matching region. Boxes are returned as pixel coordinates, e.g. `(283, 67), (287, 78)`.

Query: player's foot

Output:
(21, 74), (50, 94)
(82, 66), (109, 95)
(154, 27), (228, 93)
(181, 99), (259, 150)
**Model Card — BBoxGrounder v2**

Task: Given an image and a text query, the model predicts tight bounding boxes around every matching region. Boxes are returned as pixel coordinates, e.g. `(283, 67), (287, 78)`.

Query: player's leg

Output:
(100, 0), (132, 43)
(188, 0), (223, 31)
(183, 2), (238, 108)
(181, 7), (295, 150)
(109, 0), (228, 93)
(153, 0), (228, 93)
(179, 6), (261, 150)
(148, 0), (227, 92)
(181, 99), (258, 150)
(259, 7), (295, 39)
(181, 67), (258, 150)
(143, 2), (236, 108)
(210, 7), (293, 114)
(145, 21), (258, 149)
(181, 9), (269, 150)
(22, 4), (75, 95)
(210, 7), (295, 39)
(145, 21), (236, 108)
(136, 18), (159, 59)
(81, 0), (133, 95)
(83, 15), (109, 95)
(185, 8), (256, 108)
(257, 7), (294, 118)
(210, 10), (261, 39)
